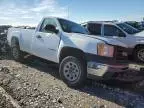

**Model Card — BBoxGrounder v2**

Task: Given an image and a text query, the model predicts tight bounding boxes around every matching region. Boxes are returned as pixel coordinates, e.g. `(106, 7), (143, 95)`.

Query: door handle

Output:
(113, 36), (118, 39)
(36, 35), (42, 39)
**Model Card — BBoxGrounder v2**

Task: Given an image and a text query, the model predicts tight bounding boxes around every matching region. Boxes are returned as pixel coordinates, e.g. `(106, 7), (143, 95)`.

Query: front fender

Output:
(57, 34), (105, 63)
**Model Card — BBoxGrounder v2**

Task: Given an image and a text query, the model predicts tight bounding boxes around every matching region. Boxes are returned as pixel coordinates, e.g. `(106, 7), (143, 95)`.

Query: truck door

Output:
(31, 18), (60, 63)
(103, 24), (132, 47)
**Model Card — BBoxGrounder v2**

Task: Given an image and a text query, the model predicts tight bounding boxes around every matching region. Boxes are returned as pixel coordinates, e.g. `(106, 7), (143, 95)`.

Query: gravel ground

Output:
(0, 55), (144, 108)
(0, 86), (21, 108)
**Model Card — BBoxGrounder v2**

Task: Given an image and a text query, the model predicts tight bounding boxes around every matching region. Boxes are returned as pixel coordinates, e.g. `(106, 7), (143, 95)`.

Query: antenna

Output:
(65, 0), (72, 19)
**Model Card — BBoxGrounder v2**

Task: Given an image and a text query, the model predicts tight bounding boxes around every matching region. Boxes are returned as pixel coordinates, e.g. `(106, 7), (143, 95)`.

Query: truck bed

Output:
(7, 27), (35, 53)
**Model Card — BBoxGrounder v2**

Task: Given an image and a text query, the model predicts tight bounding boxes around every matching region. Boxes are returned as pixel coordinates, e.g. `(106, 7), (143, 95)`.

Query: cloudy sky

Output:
(0, 0), (144, 26)
(0, 0), (68, 26)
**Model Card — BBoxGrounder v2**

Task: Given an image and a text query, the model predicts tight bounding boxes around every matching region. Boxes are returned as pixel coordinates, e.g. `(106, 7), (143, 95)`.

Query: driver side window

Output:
(39, 18), (57, 33)
(104, 25), (126, 37)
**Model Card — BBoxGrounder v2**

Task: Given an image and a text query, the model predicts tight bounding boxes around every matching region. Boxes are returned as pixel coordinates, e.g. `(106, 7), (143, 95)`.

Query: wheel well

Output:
(11, 37), (19, 46)
(132, 44), (144, 55)
(59, 47), (86, 62)
(134, 44), (144, 50)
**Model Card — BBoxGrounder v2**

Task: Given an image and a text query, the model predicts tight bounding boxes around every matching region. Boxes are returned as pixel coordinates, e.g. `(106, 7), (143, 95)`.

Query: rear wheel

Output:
(132, 81), (144, 92)
(11, 38), (25, 62)
(59, 56), (87, 88)
(134, 47), (144, 62)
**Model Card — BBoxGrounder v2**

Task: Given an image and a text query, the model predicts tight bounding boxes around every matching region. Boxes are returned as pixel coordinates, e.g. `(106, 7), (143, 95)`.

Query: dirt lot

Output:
(0, 53), (144, 108)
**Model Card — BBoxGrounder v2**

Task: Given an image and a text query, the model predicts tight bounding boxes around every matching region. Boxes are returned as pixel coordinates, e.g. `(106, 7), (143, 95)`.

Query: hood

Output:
(133, 30), (144, 37)
(132, 31), (144, 43)
(86, 35), (128, 48)
(65, 32), (128, 48)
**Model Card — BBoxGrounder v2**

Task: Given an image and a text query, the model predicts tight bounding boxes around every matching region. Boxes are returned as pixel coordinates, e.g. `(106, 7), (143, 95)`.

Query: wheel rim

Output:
(137, 49), (144, 62)
(63, 61), (81, 82)
(12, 47), (19, 59)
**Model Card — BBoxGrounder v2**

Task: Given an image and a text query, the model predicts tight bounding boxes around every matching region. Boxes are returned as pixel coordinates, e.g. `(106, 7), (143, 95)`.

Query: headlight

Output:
(97, 43), (114, 57)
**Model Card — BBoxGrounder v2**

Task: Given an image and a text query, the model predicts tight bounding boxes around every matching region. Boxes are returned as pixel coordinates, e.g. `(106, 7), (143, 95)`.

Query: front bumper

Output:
(87, 61), (129, 79)
(86, 47), (129, 80)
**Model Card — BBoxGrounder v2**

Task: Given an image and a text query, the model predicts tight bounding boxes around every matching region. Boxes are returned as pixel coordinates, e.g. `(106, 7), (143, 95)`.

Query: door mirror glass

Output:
(116, 30), (126, 37)
(44, 24), (59, 34)
(118, 32), (126, 37)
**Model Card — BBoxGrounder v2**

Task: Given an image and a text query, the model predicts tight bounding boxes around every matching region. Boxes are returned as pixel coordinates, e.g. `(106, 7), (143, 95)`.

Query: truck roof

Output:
(43, 16), (61, 19)
(43, 16), (77, 23)
(81, 21), (121, 25)
(43, 16), (72, 21)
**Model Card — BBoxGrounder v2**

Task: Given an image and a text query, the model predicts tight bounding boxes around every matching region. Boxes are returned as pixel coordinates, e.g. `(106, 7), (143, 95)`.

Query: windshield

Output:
(117, 23), (140, 34)
(58, 18), (88, 34)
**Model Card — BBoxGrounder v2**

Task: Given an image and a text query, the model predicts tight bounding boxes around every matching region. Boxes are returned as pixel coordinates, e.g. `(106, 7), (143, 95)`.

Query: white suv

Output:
(82, 21), (144, 62)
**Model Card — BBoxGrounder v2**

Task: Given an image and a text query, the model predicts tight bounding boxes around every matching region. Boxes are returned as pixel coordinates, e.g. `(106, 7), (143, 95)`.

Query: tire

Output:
(131, 81), (144, 93)
(134, 47), (144, 63)
(11, 38), (25, 62)
(59, 56), (87, 88)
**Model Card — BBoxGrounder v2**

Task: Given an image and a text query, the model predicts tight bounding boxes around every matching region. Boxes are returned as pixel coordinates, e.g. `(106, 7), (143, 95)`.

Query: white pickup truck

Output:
(82, 21), (144, 62)
(7, 17), (128, 87)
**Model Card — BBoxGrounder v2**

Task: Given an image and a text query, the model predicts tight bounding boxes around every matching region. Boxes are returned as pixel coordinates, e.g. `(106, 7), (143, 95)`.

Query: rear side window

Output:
(88, 23), (101, 35)
(104, 25), (125, 36)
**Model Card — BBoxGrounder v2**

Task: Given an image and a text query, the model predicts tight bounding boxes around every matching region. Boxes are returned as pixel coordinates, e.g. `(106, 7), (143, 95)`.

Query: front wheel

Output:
(134, 47), (144, 62)
(59, 56), (87, 88)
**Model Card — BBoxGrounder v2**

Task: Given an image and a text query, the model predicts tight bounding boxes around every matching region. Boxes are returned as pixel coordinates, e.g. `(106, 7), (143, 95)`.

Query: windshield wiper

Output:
(71, 31), (86, 34)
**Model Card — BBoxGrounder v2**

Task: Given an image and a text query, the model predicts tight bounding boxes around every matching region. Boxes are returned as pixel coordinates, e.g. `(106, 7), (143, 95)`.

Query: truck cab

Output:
(82, 21), (144, 62)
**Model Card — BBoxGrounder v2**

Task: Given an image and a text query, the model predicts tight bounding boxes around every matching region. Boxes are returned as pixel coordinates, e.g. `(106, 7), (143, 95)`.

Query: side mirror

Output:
(116, 30), (126, 37)
(118, 32), (126, 37)
(44, 24), (59, 34)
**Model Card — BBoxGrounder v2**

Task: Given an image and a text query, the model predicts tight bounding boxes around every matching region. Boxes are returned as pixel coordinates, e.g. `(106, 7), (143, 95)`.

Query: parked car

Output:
(125, 21), (144, 31)
(141, 21), (144, 27)
(7, 17), (128, 87)
(82, 21), (144, 62)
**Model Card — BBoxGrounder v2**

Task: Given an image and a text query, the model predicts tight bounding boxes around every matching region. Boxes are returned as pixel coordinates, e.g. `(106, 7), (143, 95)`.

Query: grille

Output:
(115, 46), (128, 61)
